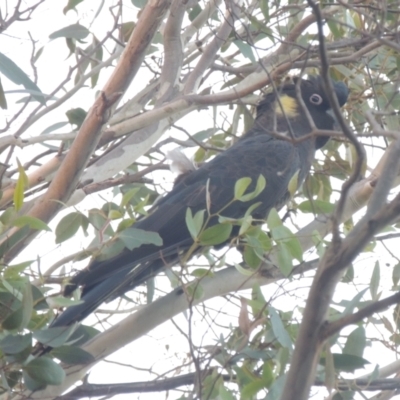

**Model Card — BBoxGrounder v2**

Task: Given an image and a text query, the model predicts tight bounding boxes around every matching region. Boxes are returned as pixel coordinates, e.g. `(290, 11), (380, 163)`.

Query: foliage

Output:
(1, 0), (400, 399)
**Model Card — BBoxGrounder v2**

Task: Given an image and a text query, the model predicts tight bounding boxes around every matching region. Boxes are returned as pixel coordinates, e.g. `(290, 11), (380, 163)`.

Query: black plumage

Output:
(51, 76), (348, 327)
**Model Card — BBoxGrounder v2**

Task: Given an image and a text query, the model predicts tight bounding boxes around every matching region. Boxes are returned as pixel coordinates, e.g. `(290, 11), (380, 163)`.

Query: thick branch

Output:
(282, 194), (400, 400)
(2, 0), (173, 262)
(56, 374), (400, 399)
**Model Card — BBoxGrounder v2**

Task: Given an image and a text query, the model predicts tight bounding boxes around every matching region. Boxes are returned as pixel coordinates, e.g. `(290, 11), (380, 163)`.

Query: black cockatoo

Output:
(51, 76), (348, 327)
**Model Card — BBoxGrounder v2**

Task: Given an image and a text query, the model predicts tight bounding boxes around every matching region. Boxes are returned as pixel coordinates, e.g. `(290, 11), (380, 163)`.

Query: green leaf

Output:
(241, 378), (266, 399)
(240, 175), (267, 202)
(14, 160), (28, 211)
(88, 208), (112, 235)
(320, 353), (370, 372)
(244, 233), (269, 266)
(0, 52), (45, 104)
(13, 216), (51, 231)
(55, 212), (83, 244)
(203, 373), (222, 399)
(188, 3), (202, 21)
(4, 345), (31, 364)
(327, 19), (343, 39)
(24, 358), (66, 385)
(186, 282), (204, 300)
(47, 296), (83, 308)
(266, 208), (282, 229)
(343, 327), (366, 358)
(2, 306), (24, 330)
(119, 227), (162, 250)
(324, 344), (336, 391)
(66, 107), (87, 128)
(191, 268), (214, 278)
(342, 288), (368, 316)
(5, 370), (22, 389)
(146, 278), (155, 304)
(108, 209), (122, 220)
(23, 371), (46, 391)
(370, 261), (380, 300)
(0, 77), (7, 109)
(275, 347), (289, 376)
(239, 215), (253, 236)
(199, 223), (232, 246)
(63, 0), (85, 14)
(262, 362), (274, 387)
(131, 0), (147, 8)
(298, 199), (335, 214)
(0, 333), (32, 354)
(20, 282), (33, 330)
(94, 239), (125, 262)
(2, 279), (24, 300)
(244, 245), (262, 269)
(49, 24), (90, 40)
(234, 41), (256, 63)
(219, 384), (236, 400)
(33, 46), (44, 63)
(0, 292), (18, 319)
(40, 121), (69, 135)
(265, 374), (285, 400)
(394, 304), (400, 331)
(287, 170), (299, 197)
(393, 262), (400, 286)
(33, 325), (78, 348)
(271, 225), (303, 262)
(67, 325), (100, 347)
(342, 264), (354, 283)
(255, 175), (267, 196)
(2, 281), (33, 331)
(90, 37), (103, 87)
(120, 21), (136, 42)
(234, 177), (252, 199)
(117, 218), (135, 232)
(269, 307), (292, 348)
(31, 285), (47, 311)
(185, 208), (205, 240)
(260, 0), (269, 19)
(0, 207), (16, 225)
(258, 230), (272, 251)
(251, 285), (266, 311)
(121, 187), (140, 207)
(244, 201), (262, 218)
(234, 263), (254, 276)
(4, 261), (34, 279)
(51, 345), (95, 364)
(276, 242), (293, 276)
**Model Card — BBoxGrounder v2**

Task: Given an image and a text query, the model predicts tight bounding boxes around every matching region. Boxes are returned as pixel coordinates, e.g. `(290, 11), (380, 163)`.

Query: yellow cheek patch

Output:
(275, 94), (299, 117)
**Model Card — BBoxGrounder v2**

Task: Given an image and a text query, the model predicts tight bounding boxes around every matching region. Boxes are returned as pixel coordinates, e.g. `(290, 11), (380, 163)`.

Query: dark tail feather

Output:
(51, 267), (132, 327)
(50, 239), (193, 327)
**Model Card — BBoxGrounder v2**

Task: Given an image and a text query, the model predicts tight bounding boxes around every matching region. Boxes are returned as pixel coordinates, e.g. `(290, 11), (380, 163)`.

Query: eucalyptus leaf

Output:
(51, 345), (95, 364)
(24, 358), (66, 385)
(0, 53), (45, 104)
(118, 227), (162, 250)
(49, 24), (90, 40)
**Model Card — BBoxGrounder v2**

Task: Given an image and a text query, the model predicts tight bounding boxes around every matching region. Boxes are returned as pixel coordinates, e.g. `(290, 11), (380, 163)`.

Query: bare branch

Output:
(184, 0), (238, 94)
(322, 291), (400, 339)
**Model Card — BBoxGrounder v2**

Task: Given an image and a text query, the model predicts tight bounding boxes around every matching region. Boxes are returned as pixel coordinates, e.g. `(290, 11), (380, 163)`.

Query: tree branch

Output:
(281, 192), (400, 400)
(322, 290), (400, 339)
(2, 0), (173, 263)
